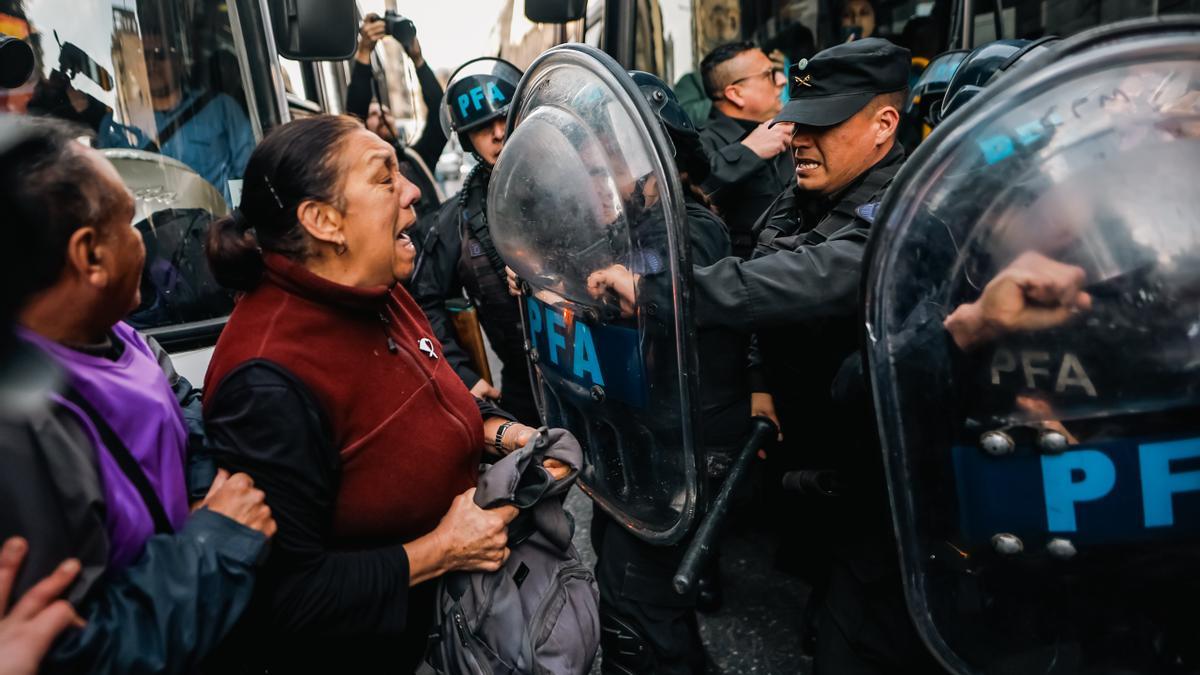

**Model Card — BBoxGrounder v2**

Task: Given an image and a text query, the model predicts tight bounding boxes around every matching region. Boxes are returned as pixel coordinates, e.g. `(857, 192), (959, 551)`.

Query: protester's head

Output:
(208, 115), (421, 291)
(772, 38), (908, 195)
(700, 41), (784, 122)
(1, 117), (141, 336)
(366, 102), (398, 143)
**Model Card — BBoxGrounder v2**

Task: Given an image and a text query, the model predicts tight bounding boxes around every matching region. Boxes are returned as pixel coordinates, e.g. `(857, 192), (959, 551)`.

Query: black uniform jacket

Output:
(409, 169), (521, 390)
(347, 60), (446, 219)
(692, 142), (905, 334)
(699, 108), (795, 259)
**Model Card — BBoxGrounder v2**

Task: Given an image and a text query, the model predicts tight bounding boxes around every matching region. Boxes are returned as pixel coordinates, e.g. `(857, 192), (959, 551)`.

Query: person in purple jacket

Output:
(0, 116), (276, 674)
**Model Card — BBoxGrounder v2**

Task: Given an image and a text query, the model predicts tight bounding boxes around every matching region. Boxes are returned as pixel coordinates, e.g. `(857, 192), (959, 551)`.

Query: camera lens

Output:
(385, 13), (417, 47)
(0, 34), (35, 89)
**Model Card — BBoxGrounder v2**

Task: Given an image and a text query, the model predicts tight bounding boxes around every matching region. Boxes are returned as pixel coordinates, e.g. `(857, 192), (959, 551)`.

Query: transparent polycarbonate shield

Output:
(488, 44), (702, 544)
(864, 20), (1200, 675)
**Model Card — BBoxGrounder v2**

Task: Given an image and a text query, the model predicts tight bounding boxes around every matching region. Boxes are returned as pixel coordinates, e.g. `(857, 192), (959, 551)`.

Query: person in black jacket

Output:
(0, 116), (276, 674)
(347, 14), (446, 219)
(409, 58), (538, 422)
(698, 41), (793, 259)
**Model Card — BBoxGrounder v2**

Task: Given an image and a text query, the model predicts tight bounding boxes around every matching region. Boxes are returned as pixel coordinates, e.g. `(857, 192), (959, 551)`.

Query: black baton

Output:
(673, 416), (777, 595)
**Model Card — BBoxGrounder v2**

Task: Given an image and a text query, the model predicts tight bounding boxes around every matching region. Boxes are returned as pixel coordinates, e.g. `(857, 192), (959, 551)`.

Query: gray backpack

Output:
(425, 428), (600, 675)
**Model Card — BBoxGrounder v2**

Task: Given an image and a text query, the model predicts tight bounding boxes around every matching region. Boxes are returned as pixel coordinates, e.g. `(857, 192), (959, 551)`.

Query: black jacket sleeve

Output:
(411, 62), (447, 171)
(410, 208), (483, 388)
(204, 361), (413, 636)
(476, 396), (516, 423)
(46, 510), (265, 675)
(346, 61), (374, 122)
(692, 217), (870, 331)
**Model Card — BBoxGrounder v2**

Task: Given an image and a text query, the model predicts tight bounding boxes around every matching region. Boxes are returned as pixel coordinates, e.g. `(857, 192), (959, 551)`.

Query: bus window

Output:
(975, 0), (1200, 45)
(3, 0), (264, 336)
(633, 0), (956, 126)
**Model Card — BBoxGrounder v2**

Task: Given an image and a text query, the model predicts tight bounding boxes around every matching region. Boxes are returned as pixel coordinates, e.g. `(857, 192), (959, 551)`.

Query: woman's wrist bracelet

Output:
(494, 421), (516, 453)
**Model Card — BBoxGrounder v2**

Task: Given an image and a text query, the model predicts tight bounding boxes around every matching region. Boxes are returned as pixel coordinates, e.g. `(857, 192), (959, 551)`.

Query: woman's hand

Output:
(432, 489), (517, 573)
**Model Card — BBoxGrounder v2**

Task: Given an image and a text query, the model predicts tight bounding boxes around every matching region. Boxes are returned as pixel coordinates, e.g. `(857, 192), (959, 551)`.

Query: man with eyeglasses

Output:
(698, 41), (794, 259)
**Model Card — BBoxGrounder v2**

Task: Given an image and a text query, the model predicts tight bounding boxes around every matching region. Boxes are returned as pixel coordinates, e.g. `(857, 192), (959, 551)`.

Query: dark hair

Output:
(0, 117), (123, 312)
(700, 41), (759, 100)
(207, 115), (364, 291)
(870, 88), (910, 114)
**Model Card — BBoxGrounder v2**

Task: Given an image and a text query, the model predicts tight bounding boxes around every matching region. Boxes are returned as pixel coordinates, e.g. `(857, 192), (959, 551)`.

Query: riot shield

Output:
(488, 44), (702, 545)
(865, 17), (1200, 674)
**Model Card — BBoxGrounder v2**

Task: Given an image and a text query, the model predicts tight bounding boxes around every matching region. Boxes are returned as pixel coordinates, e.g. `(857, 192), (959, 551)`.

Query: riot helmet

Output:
(865, 15), (1200, 675)
(628, 70), (709, 184)
(906, 49), (968, 128)
(440, 57), (522, 157)
(935, 37), (1060, 126)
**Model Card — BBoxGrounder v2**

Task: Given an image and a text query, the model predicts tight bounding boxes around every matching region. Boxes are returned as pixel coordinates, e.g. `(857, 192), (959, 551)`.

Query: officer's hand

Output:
(356, 14), (387, 65)
(402, 36), (424, 68)
(471, 379), (502, 401)
(944, 251), (1092, 351)
(505, 266), (521, 297)
(741, 121), (791, 160)
(586, 265), (638, 318)
(751, 391), (783, 458)
(0, 538), (85, 675)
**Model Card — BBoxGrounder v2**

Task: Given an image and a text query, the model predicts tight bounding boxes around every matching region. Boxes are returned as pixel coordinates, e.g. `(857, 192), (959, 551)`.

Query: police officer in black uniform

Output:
(683, 39), (936, 672)
(409, 58), (540, 424)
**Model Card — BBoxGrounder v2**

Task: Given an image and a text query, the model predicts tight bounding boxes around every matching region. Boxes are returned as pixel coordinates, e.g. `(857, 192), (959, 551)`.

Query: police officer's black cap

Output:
(772, 38), (911, 128)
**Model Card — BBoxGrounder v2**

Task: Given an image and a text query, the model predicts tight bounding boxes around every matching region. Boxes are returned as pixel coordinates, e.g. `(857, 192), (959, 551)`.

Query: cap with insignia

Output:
(772, 38), (911, 128)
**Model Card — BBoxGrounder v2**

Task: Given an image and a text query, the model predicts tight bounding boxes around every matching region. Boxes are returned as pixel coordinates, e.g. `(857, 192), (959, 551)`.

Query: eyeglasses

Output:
(729, 67), (784, 88)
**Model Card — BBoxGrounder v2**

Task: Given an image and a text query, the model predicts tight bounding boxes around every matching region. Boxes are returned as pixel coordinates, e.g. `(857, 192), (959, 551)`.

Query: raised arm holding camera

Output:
(346, 13), (446, 219)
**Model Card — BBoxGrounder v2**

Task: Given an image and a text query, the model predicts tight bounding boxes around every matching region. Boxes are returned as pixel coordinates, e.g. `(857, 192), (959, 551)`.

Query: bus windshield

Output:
(1, 0), (264, 335)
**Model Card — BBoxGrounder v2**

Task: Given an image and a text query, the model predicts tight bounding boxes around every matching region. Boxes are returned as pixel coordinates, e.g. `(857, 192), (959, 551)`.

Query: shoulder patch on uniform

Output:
(856, 201), (881, 223)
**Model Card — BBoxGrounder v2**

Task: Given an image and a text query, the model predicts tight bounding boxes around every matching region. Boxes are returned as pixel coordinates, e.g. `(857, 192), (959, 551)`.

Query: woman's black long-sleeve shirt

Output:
(204, 360), (512, 673)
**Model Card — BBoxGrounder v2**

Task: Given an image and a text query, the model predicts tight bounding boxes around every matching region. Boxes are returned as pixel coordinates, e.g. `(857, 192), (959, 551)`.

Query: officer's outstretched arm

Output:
(692, 231), (868, 331)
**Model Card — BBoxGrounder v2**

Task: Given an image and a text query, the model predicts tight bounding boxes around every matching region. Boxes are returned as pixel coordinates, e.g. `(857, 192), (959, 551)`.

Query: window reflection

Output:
(2, 0), (256, 331)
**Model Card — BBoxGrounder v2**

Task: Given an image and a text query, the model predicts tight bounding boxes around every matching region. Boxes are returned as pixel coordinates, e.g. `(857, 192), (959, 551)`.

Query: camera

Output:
(0, 33), (35, 89)
(384, 11), (417, 48)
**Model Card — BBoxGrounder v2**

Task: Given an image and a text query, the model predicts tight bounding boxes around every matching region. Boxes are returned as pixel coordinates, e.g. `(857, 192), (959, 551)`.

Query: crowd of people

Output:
(1, 5), (1196, 675)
